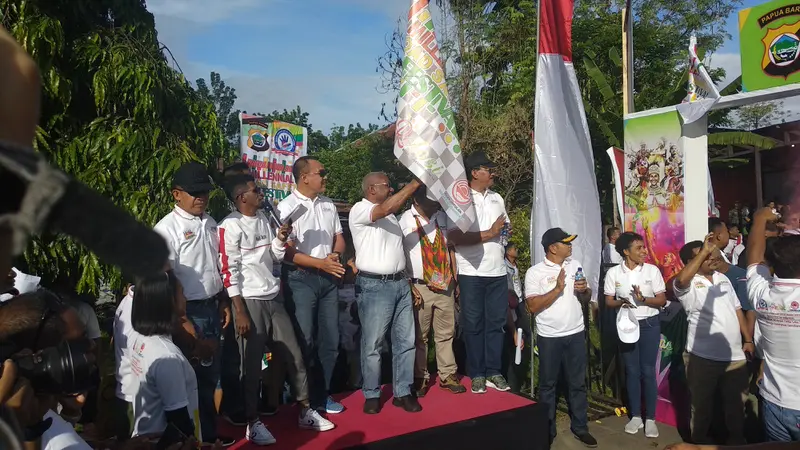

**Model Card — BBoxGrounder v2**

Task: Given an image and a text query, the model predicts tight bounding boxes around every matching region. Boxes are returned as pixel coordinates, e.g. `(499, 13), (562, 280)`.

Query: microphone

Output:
(262, 200), (283, 228)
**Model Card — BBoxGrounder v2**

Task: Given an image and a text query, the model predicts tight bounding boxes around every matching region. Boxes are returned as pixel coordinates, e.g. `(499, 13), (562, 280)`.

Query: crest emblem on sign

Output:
(761, 24), (800, 78)
(248, 129), (269, 151)
(274, 129), (297, 153)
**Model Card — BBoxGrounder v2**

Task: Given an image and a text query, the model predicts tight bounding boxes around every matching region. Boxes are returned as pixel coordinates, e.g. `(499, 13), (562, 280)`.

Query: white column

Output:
(681, 115), (709, 242)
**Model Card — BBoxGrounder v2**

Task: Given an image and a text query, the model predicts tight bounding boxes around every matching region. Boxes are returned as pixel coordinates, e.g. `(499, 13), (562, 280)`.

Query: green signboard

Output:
(740, 0), (800, 91)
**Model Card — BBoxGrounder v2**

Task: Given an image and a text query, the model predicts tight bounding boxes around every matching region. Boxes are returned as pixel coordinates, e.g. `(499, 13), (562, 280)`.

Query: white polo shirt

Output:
(673, 273), (744, 362)
(398, 206), (450, 279)
(349, 199), (406, 275)
(602, 243), (623, 265)
(603, 263), (665, 319)
(747, 264), (800, 410)
(114, 288), (136, 402)
(129, 334), (201, 441)
(450, 189), (508, 278)
(525, 258), (585, 338)
(277, 190), (342, 260)
(154, 206), (223, 301)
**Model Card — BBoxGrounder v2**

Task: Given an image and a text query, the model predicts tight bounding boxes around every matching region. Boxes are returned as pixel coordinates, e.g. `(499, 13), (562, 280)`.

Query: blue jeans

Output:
(620, 316), (660, 420)
(457, 275), (507, 378)
(763, 398), (800, 442)
(356, 276), (415, 400)
(185, 299), (222, 442)
(538, 331), (589, 439)
(284, 268), (339, 406)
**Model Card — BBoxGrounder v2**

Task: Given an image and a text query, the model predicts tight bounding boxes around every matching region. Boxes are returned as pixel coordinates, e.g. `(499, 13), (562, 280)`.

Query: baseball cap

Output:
(464, 151), (496, 170)
(616, 308), (640, 344)
(172, 162), (214, 192)
(541, 227), (577, 250)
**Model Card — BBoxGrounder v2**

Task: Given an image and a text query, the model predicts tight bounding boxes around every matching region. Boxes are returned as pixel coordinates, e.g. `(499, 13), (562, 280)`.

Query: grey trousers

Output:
(235, 295), (309, 420)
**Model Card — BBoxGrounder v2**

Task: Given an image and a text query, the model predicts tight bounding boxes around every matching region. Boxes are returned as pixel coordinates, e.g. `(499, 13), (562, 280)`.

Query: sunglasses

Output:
(307, 169), (328, 178)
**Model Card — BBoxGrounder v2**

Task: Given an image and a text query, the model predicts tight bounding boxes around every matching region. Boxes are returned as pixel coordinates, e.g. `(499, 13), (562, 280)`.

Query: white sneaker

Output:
(299, 408), (335, 431)
(246, 420), (276, 446)
(624, 416), (643, 435)
(645, 419), (659, 438)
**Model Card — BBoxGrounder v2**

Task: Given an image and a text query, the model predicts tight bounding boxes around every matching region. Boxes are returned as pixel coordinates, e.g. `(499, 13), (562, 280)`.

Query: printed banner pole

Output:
(239, 114), (308, 203)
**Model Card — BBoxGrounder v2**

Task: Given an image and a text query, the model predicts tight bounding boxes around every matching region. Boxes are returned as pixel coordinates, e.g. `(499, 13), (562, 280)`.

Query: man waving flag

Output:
(394, 0), (476, 232)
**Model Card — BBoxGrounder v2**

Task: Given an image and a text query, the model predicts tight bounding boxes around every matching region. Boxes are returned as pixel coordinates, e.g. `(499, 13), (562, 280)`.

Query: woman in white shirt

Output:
(129, 272), (202, 449)
(603, 232), (667, 438)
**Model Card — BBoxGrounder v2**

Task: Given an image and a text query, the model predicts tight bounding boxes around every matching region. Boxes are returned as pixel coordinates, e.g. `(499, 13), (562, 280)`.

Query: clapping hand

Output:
(555, 268), (567, 292)
(631, 285), (644, 302)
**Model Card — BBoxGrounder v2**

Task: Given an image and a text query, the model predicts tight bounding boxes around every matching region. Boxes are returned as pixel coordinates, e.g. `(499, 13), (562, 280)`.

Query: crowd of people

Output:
(3, 19), (800, 450)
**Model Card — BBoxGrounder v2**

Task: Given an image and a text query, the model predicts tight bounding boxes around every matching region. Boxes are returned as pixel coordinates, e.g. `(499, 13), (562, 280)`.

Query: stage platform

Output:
(221, 377), (549, 450)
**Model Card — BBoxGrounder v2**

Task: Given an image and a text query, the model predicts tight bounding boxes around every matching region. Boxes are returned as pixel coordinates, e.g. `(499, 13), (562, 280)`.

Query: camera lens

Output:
(16, 340), (99, 395)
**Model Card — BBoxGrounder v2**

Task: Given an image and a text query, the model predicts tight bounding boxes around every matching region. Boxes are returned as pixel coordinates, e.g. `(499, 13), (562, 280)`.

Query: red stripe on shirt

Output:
(219, 227), (232, 288)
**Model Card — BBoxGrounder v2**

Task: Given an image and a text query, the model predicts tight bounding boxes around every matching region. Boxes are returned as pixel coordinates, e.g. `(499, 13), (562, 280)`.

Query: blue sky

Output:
(147, 0), (411, 134)
(147, 0), (790, 134)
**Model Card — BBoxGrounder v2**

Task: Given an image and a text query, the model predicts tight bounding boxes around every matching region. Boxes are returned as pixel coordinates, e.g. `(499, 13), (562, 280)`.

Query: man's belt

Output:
(359, 271), (406, 282)
(189, 290), (226, 304)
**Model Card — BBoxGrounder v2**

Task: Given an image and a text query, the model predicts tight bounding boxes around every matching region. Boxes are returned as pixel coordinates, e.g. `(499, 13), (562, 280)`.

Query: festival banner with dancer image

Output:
(623, 111), (689, 428)
(239, 114), (308, 202)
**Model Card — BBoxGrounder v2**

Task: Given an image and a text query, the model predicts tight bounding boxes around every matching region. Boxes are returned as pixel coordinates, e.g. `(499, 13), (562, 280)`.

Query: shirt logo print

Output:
(183, 230), (196, 240)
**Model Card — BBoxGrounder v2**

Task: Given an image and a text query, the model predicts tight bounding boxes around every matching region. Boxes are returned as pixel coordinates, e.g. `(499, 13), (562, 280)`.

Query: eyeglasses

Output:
(307, 169), (328, 178)
(236, 188), (261, 199)
(479, 166), (496, 174)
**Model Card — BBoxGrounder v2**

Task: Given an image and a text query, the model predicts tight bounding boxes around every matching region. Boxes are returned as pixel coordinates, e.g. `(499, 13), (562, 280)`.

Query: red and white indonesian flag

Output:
(394, 0), (476, 232)
(532, 0), (602, 295)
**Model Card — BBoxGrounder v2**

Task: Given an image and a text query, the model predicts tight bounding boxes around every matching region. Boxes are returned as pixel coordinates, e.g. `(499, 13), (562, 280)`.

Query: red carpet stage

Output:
(222, 377), (549, 450)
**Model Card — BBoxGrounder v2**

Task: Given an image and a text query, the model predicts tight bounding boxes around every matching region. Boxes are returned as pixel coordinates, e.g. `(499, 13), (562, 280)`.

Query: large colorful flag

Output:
(677, 36), (721, 124)
(239, 114), (308, 203)
(532, 0), (602, 295)
(394, 0), (476, 232)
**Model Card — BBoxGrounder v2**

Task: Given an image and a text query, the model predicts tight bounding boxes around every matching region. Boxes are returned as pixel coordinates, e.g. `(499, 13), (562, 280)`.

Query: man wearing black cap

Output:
(154, 162), (235, 446)
(448, 151), (510, 394)
(524, 228), (596, 447)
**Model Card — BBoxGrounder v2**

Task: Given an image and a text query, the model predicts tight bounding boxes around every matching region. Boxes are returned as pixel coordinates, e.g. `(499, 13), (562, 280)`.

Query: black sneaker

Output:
(222, 412), (247, 427)
(573, 432), (598, 448)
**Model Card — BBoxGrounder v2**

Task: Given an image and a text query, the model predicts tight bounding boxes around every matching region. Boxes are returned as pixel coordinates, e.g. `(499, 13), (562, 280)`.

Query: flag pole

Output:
(528, 0), (542, 399)
(622, 0), (634, 115)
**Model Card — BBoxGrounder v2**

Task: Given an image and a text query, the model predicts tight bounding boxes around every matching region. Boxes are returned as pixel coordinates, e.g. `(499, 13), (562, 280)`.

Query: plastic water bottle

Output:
(500, 222), (510, 246)
(575, 267), (585, 282)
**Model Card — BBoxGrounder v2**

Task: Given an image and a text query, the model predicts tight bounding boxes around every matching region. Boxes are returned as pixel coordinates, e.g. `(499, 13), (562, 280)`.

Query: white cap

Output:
(616, 307), (640, 344)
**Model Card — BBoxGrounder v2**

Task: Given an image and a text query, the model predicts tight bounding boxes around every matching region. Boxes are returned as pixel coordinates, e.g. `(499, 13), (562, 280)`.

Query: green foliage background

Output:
(3, 0), (758, 295)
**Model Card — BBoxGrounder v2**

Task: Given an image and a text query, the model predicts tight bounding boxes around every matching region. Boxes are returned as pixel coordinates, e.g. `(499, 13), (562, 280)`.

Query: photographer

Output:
(0, 291), (98, 449)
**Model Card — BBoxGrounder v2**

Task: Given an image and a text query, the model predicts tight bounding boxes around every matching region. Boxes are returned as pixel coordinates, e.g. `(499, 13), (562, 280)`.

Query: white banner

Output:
(677, 36), (721, 124)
